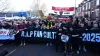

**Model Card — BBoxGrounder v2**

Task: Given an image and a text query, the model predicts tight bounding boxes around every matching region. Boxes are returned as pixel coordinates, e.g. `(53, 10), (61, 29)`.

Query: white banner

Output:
(0, 29), (9, 35)
(0, 29), (14, 40)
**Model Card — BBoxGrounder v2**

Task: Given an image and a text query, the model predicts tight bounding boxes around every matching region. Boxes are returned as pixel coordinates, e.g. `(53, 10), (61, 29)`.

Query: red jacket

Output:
(16, 24), (26, 31)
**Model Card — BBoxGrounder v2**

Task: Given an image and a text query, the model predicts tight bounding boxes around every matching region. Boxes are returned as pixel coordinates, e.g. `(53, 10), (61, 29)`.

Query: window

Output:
(88, 2), (91, 9)
(80, 7), (82, 12)
(96, 0), (99, 6)
(79, 7), (81, 12)
(91, 1), (94, 9)
(88, 11), (90, 17)
(86, 3), (88, 10)
(83, 5), (84, 11)
(95, 9), (99, 17)
(87, 0), (90, 1)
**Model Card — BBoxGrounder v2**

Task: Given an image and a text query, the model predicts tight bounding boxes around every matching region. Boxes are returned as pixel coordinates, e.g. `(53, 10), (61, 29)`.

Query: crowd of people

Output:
(0, 17), (100, 33)
(0, 16), (100, 55)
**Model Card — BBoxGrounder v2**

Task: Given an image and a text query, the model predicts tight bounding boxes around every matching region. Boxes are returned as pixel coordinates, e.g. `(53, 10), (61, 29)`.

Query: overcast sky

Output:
(10, 0), (83, 13)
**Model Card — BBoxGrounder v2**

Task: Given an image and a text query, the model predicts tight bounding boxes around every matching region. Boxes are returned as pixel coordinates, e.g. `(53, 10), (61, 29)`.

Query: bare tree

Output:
(30, 0), (47, 16)
(0, 0), (12, 12)
(39, 3), (47, 15)
(30, 0), (39, 16)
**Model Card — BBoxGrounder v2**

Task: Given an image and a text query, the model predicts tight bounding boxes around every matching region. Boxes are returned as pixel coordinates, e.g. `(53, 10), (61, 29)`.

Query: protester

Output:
(86, 20), (92, 30)
(55, 23), (62, 52)
(91, 23), (99, 30)
(1, 15), (100, 55)
(78, 23), (87, 53)
(26, 21), (32, 29)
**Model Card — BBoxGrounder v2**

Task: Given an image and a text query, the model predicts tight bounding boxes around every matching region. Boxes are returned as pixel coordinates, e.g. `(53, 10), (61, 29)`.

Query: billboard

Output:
(18, 12), (27, 17)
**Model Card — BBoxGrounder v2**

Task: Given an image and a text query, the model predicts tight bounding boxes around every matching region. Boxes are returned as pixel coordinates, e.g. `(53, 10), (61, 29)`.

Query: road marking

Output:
(0, 44), (3, 46)
(5, 49), (16, 56)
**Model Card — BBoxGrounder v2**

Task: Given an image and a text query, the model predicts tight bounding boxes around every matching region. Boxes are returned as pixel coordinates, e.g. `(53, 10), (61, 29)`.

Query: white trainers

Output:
(83, 46), (87, 52)
(50, 43), (52, 46)
(71, 46), (72, 50)
(46, 43), (49, 46)
(24, 43), (26, 46)
(77, 51), (79, 54)
(20, 43), (23, 46)
(79, 46), (81, 50)
(0, 44), (3, 46)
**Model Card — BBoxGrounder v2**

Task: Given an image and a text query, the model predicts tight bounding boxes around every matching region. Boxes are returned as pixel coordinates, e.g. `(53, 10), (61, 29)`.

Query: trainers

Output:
(24, 43), (26, 46)
(20, 43), (23, 46)
(79, 46), (81, 50)
(83, 47), (87, 52)
(0, 44), (3, 46)
(50, 43), (52, 46)
(46, 43), (49, 46)
(77, 51), (79, 54)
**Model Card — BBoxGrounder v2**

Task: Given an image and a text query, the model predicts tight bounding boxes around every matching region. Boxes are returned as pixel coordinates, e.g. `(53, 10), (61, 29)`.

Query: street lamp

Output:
(75, 0), (77, 17)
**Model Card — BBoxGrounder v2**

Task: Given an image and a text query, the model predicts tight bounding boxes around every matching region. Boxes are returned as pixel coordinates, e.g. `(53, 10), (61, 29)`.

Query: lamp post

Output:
(75, 0), (77, 17)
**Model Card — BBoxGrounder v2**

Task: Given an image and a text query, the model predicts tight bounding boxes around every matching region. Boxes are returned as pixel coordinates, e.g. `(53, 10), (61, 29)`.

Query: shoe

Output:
(46, 43), (49, 46)
(24, 43), (26, 46)
(0, 44), (3, 46)
(79, 46), (81, 50)
(63, 51), (66, 54)
(50, 43), (52, 46)
(83, 47), (87, 52)
(71, 46), (72, 50)
(20, 43), (23, 46)
(77, 51), (79, 54)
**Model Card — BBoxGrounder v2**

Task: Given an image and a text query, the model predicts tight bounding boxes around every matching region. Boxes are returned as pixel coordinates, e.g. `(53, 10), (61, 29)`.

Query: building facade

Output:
(77, 0), (100, 20)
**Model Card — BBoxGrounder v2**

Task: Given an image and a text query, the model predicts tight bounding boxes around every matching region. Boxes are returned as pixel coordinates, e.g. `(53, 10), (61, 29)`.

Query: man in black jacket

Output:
(78, 23), (87, 53)
(70, 20), (80, 54)
(55, 28), (62, 52)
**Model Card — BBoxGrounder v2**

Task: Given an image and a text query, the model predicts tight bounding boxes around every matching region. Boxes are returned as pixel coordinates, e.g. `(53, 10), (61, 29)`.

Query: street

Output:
(0, 43), (99, 56)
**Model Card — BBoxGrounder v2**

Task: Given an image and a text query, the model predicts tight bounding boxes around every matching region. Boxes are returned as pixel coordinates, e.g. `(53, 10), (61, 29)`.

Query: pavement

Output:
(0, 43), (99, 56)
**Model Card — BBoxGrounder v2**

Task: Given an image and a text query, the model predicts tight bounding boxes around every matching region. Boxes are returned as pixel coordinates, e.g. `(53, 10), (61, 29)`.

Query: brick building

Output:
(77, 0), (100, 20)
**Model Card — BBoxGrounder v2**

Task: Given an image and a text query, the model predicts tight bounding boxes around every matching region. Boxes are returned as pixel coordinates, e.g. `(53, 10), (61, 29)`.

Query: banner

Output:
(18, 29), (100, 43)
(52, 6), (74, 11)
(80, 30), (100, 43)
(0, 29), (14, 40)
(20, 29), (57, 39)
(0, 29), (9, 35)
